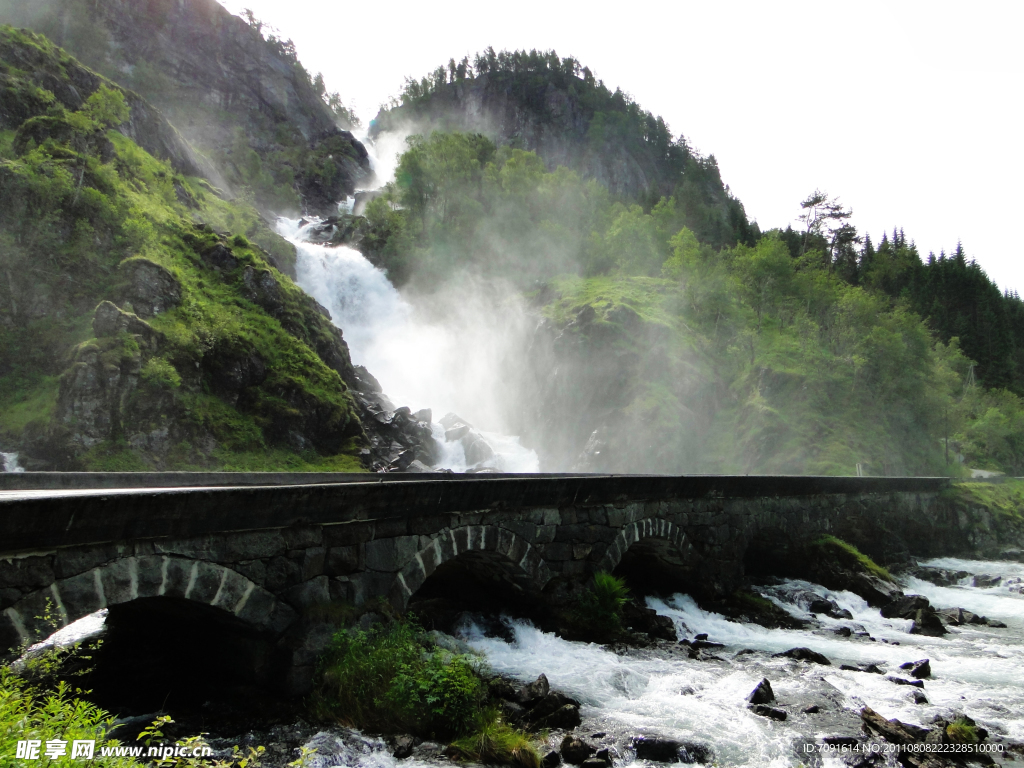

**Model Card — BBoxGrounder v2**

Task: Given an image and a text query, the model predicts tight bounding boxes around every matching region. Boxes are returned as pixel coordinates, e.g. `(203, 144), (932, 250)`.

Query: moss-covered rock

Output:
(0, 27), (368, 471)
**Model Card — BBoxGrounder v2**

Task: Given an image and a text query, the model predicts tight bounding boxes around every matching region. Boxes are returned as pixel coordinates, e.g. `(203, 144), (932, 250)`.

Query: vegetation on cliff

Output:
(0, 0), (369, 216)
(351, 129), (1019, 475)
(0, 26), (366, 471)
(374, 49), (755, 248)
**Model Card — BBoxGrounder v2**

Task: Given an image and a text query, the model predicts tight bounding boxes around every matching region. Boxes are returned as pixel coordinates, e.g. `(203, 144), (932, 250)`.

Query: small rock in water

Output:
(973, 574), (1001, 588)
(532, 703), (582, 731)
(832, 626), (852, 637)
(899, 659), (931, 679)
(590, 733), (606, 739)
(690, 639), (725, 650)
(390, 734), (418, 759)
(880, 595), (931, 619)
(694, 633), (709, 641)
(734, 648), (759, 657)
(580, 759), (609, 768)
(518, 673), (550, 706)
(633, 737), (713, 763)
(594, 748), (612, 762)
(560, 736), (595, 765)
(885, 675), (924, 689)
(913, 690), (929, 705)
(772, 647), (831, 665)
(803, 705), (822, 714)
(986, 618), (1008, 628)
(750, 705), (787, 721)
(746, 678), (775, 705)
(542, 750), (562, 768)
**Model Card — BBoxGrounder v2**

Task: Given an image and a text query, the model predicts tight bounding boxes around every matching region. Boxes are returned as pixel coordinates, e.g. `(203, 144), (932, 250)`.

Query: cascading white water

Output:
(1, 451), (25, 473)
(276, 219), (539, 473)
(272, 130), (540, 472)
(456, 557), (1024, 766)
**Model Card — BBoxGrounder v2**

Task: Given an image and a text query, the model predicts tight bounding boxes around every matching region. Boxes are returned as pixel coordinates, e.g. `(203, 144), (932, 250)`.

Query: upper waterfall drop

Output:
(1, 452), (24, 473)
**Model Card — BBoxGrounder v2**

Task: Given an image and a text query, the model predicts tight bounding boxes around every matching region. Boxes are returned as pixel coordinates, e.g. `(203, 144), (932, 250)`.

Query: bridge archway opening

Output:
(407, 551), (539, 637)
(79, 596), (288, 728)
(743, 527), (798, 579)
(612, 537), (696, 596)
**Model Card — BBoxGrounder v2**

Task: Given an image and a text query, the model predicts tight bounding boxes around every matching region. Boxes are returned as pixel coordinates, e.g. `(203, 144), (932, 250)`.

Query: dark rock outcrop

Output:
(632, 737), (713, 764)
(350, 368), (439, 472)
(746, 678), (775, 705)
(560, 736), (595, 765)
(899, 659), (931, 679)
(772, 647), (831, 665)
(119, 259), (182, 318)
(4, 0), (371, 214)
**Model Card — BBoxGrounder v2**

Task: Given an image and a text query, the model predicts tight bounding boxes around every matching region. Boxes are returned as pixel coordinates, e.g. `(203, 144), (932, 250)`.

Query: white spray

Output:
(277, 132), (539, 472)
(1, 452), (24, 473)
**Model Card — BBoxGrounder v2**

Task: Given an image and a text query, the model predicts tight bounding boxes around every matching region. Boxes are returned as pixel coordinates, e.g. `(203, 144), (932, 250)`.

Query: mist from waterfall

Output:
(277, 130), (540, 472)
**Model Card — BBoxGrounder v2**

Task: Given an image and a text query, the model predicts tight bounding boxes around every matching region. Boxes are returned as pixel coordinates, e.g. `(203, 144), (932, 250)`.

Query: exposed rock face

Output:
(119, 259), (181, 318)
(4, 0), (372, 214)
(0, 30), (207, 177)
(348, 366), (439, 472)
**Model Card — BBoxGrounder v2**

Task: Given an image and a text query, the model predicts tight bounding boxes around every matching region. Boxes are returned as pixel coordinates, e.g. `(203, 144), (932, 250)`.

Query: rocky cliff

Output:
(1, 0), (371, 218)
(0, 27), (369, 471)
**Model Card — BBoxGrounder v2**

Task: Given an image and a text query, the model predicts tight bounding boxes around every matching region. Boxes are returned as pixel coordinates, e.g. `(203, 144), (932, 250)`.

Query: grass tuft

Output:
(813, 535), (893, 582)
(448, 708), (541, 768)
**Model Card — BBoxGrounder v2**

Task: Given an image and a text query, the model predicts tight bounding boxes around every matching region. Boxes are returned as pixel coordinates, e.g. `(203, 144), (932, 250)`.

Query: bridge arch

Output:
(2, 555), (295, 648)
(388, 525), (552, 612)
(597, 517), (692, 573)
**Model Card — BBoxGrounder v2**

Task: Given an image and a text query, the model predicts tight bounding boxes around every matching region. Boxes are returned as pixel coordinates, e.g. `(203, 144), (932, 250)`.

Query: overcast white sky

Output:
(221, 0), (1023, 292)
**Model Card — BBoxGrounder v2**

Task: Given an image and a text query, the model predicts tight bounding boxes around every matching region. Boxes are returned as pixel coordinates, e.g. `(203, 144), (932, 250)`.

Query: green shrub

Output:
(0, 669), (142, 767)
(312, 617), (484, 739)
(569, 571), (630, 639)
(140, 356), (181, 389)
(448, 708), (541, 768)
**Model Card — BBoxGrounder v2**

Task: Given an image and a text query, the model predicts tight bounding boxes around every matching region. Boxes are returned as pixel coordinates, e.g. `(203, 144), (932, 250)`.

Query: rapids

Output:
(456, 557), (1023, 767)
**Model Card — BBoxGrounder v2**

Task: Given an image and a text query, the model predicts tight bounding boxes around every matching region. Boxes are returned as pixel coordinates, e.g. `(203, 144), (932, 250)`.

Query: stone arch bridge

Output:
(0, 473), (950, 691)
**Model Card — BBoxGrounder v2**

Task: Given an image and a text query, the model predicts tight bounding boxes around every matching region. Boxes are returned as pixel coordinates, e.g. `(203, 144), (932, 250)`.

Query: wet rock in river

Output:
(750, 705), (787, 721)
(973, 574), (1001, 588)
(881, 595), (931, 619)
(542, 750), (562, 768)
(560, 735), (595, 764)
(389, 734), (418, 759)
(633, 736), (712, 764)
(885, 675), (925, 689)
(772, 647), (832, 665)
(899, 658), (931, 679)
(518, 673), (550, 706)
(746, 678), (775, 705)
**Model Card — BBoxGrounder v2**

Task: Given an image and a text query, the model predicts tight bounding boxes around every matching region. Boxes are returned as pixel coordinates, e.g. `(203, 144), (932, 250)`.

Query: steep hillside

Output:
(0, 26), (367, 471)
(372, 49), (757, 249)
(0, 0), (371, 219)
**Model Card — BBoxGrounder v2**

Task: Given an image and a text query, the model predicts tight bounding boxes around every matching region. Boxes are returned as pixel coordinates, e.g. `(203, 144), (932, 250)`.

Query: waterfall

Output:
(277, 138), (539, 473)
(1, 451), (25, 473)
